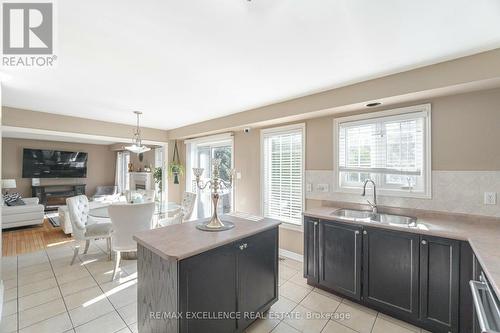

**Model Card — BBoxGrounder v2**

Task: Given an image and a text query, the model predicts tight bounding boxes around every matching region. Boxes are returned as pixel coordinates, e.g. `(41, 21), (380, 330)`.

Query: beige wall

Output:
(2, 138), (117, 198)
(175, 88), (500, 255)
(2, 107), (168, 143)
(129, 149), (156, 172)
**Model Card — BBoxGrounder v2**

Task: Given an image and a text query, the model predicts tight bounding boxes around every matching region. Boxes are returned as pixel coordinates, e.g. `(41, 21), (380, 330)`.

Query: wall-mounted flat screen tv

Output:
(22, 148), (88, 178)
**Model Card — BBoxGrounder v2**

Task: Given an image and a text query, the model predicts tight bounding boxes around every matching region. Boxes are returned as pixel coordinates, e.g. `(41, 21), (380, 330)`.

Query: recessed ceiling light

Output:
(366, 102), (382, 107)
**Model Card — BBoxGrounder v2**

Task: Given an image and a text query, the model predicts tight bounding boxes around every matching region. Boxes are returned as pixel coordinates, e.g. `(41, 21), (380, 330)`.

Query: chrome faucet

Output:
(362, 179), (378, 214)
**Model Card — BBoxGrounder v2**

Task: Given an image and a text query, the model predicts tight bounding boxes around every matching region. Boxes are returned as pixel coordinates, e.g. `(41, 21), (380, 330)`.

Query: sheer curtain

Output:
(115, 151), (130, 193)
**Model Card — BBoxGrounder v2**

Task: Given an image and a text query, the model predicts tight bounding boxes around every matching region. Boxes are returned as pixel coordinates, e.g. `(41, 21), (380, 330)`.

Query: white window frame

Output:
(260, 123), (306, 229)
(333, 104), (432, 199)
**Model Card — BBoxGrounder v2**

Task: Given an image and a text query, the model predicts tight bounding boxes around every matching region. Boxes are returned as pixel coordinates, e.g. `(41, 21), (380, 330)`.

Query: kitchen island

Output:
(133, 214), (281, 333)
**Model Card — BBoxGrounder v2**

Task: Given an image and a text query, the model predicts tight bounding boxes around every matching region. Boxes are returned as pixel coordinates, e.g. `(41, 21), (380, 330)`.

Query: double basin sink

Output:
(331, 208), (417, 227)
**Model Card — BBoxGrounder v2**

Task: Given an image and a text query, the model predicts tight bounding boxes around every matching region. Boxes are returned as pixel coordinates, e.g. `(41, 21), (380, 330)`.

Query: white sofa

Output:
(2, 197), (44, 229)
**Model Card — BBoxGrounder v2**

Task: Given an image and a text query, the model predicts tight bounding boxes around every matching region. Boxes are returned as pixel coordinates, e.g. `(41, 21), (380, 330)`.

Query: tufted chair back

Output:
(108, 202), (155, 252)
(181, 192), (196, 221)
(66, 195), (90, 240)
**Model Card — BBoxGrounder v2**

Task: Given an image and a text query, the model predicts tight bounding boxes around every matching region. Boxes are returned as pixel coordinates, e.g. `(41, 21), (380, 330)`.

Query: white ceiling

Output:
(1, 0), (500, 130)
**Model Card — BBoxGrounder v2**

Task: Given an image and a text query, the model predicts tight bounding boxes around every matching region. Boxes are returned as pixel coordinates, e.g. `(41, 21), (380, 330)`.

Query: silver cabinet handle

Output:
(363, 230), (367, 235)
(422, 240), (427, 245)
(239, 243), (247, 250)
(355, 230), (360, 235)
(314, 221), (318, 226)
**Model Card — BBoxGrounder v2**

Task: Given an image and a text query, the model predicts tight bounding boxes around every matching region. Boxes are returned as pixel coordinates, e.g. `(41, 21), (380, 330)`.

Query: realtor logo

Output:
(2, 2), (56, 67)
(3, 3), (53, 54)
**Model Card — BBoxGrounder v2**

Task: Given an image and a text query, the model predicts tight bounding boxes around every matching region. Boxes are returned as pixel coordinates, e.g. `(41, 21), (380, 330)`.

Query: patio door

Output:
(186, 134), (233, 220)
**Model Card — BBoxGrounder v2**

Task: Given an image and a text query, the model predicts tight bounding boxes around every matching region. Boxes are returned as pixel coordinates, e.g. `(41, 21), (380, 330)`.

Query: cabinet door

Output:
(318, 220), (362, 300)
(237, 228), (278, 330)
(304, 216), (319, 282)
(363, 227), (419, 321)
(420, 236), (460, 333)
(179, 243), (237, 333)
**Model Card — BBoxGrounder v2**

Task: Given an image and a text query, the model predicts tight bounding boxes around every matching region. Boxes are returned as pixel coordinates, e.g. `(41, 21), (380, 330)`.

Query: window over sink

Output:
(334, 104), (431, 198)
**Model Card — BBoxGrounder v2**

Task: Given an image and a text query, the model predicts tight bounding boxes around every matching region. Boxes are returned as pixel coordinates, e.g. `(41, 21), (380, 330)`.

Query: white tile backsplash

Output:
(306, 170), (500, 217)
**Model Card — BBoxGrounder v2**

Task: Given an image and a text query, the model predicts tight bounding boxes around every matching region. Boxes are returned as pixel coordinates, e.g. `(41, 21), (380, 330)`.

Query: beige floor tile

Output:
(288, 272), (314, 290)
(283, 304), (330, 333)
(60, 276), (98, 296)
(19, 312), (73, 333)
(376, 313), (421, 332)
(2, 268), (17, 280)
(269, 296), (297, 317)
(2, 299), (17, 317)
(19, 298), (67, 329)
(3, 287), (18, 302)
(74, 311), (127, 333)
(64, 285), (105, 310)
(280, 258), (303, 271)
(19, 287), (62, 311)
(18, 253), (49, 268)
(3, 278), (17, 290)
(271, 321), (300, 333)
(18, 269), (55, 286)
(129, 322), (138, 333)
(312, 288), (343, 302)
(279, 265), (299, 280)
(117, 302), (137, 325)
(69, 297), (115, 327)
(278, 277), (288, 286)
(56, 267), (91, 285)
(18, 277), (58, 297)
(245, 317), (281, 333)
(333, 301), (377, 333)
(115, 328), (133, 333)
(300, 290), (341, 314)
(372, 316), (420, 333)
(92, 268), (128, 284)
(279, 281), (312, 303)
(18, 262), (52, 275)
(322, 320), (358, 333)
(106, 282), (137, 308)
(0, 313), (18, 333)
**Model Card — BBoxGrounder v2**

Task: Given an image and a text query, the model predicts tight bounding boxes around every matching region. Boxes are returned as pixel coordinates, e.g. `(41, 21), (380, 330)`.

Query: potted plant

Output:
(168, 140), (184, 184)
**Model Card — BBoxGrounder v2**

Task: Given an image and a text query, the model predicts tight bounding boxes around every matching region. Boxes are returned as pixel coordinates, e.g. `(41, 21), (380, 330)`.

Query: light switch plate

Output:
(306, 183), (312, 192)
(484, 192), (497, 205)
(236, 172), (242, 180)
(316, 184), (330, 193)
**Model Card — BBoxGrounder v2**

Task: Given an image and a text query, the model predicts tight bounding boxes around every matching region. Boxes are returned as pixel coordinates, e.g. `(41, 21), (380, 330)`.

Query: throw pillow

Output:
(3, 192), (21, 205)
(8, 198), (26, 206)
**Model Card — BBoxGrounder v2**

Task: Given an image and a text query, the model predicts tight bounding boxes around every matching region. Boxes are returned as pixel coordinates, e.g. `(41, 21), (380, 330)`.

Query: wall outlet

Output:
(306, 183), (312, 192)
(236, 172), (242, 180)
(316, 183), (330, 193)
(484, 192), (497, 205)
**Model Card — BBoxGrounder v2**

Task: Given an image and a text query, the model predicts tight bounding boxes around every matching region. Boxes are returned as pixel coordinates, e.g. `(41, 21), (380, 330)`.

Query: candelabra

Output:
(193, 159), (236, 231)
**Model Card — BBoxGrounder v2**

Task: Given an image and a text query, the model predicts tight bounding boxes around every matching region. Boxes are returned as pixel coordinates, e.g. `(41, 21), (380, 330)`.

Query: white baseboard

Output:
(0, 279), (4, 317)
(279, 248), (304, 262)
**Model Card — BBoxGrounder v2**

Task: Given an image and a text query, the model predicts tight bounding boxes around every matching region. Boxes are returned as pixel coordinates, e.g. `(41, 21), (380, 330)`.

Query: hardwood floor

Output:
(2, 219), (74, 256)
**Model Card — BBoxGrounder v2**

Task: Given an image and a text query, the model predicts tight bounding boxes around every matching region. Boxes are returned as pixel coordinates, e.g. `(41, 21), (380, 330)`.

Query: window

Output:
(185, 134), (234, 220)
(116, 151), (130, 193)
(334, 104), (431, 198)
(261, 124), (305, 226)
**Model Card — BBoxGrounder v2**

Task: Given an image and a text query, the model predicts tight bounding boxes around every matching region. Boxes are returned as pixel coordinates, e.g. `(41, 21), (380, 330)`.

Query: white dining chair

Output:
(180, 192), (196, 221)
(66, 195), (113, 265)
(108, 202), (155, 280)
(158, 211), (184, 227)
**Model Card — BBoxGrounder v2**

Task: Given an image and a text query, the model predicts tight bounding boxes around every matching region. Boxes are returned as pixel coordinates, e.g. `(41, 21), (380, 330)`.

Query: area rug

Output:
(45, 212), (61, 227)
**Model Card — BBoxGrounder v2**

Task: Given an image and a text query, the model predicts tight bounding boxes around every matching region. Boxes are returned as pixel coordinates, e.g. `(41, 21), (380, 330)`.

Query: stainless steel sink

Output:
(331, 208), (417, 227)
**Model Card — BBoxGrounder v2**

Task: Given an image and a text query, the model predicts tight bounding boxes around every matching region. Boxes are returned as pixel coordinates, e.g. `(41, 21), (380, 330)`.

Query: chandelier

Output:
(125, 111), (151, 154)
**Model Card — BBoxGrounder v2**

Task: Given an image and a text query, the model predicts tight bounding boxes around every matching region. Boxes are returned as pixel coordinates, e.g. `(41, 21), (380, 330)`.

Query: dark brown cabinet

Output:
(304, 216), (319, 282)
(319, 220), (362, 300)
(363, 227), (419, 321)
(179, 227), (278, 333)
(304, 217), (467, 333)
(237, 228), (279, 329)
(419, 235), (460, 333)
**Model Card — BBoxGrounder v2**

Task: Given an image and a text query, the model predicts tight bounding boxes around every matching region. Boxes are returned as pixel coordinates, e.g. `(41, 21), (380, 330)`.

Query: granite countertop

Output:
(304, 205), (500, 299)
(133, 213), (281, 261)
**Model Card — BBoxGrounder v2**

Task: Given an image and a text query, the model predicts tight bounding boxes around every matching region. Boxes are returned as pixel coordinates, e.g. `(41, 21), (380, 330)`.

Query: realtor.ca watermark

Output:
(1, 1), (57, 67)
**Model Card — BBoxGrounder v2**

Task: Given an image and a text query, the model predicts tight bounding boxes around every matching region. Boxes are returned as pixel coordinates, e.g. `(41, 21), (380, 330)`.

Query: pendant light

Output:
(125, 111), (151, 154)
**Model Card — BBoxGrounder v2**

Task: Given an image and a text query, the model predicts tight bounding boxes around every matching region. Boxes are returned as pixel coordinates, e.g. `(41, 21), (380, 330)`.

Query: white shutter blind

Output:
(338, 111), (427, 192)
(263, 128), (303, 225)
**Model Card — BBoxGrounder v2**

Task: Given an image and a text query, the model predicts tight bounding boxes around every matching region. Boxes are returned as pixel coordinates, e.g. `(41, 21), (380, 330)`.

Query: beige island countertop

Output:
(304, 205), (500, 299)
(133, 213), (281, 261)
